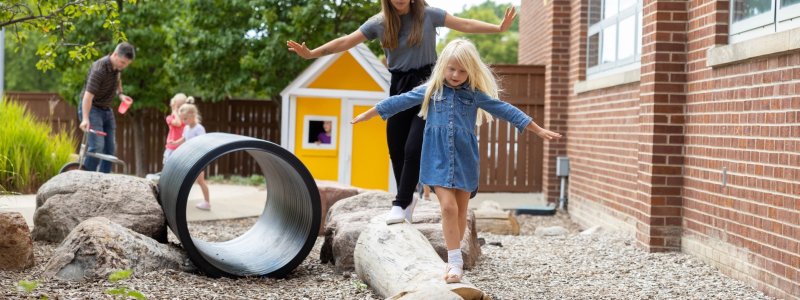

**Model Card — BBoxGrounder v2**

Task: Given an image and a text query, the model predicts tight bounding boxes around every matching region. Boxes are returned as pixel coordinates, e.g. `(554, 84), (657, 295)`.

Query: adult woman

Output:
(287, 0), (516, 224)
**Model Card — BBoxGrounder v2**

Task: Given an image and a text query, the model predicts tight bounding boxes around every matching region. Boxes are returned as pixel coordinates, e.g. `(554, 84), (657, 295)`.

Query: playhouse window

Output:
(302, 116), (337, 150)
(730, 0), (800, 43)
(586, 0), (642, 77)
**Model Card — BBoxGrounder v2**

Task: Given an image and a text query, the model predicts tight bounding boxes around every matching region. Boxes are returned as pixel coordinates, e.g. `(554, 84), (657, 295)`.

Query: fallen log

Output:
(354, 218), (491, 300)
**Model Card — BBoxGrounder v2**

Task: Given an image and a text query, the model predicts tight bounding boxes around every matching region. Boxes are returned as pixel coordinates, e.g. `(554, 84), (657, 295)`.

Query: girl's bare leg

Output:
(197, 171), (210, 203)
(455, 189), (470, 241)
(434, 187), (460, 250)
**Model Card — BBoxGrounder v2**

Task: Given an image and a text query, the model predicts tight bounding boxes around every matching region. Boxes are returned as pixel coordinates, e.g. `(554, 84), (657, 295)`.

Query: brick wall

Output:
(518, 0), (549, 65)
(521, 0), (800, 297)
(682, 0), (800, 297)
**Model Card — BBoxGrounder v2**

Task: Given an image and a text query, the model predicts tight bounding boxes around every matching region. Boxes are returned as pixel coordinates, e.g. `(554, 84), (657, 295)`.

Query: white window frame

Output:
(586, 0), (643, 77)
(730, 0), (800, 43)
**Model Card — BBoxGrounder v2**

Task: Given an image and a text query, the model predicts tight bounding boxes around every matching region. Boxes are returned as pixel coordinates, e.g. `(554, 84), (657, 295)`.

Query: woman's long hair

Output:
(419, 39), (496, 126)
(380, 0), (426, 49)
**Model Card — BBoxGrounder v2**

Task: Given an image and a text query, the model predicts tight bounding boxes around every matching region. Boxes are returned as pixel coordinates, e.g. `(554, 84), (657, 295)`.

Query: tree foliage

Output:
(0, 0), (136, 71)
(6, 0), (381, 103)
(170, 0), (381, 100)
(439, 1), (519, 64)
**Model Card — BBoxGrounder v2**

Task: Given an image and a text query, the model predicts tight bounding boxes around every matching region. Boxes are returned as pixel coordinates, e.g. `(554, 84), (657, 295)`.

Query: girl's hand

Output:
(535, 128), (562, 140)
(499, 7), (517, 32)
(351, 112), (373, 124)
(526, 121), (562, 140)
(287, 40), (314, 59)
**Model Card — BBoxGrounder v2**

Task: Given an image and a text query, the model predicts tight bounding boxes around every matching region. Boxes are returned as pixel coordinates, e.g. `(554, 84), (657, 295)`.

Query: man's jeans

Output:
(77, 103), (116, 173)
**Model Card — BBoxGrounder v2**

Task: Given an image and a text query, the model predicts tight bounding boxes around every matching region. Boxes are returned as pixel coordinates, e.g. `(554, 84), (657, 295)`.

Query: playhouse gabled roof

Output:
(281, 44), (390, 96)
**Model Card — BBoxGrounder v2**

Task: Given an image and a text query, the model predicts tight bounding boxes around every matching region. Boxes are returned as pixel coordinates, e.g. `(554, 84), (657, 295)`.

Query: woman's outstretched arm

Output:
(444, 6), (517, 34)
(287, 30), (368, 59)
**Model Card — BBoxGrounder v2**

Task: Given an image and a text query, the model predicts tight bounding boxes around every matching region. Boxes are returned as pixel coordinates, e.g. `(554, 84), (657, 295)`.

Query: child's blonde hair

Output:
(179, 103), (201, 123)
(170, 93), (187, 109)
(419, 39), (495, 126)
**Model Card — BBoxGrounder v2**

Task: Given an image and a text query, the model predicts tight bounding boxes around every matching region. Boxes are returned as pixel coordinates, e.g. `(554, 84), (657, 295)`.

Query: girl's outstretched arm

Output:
(352, 86), (427, 124)
(287, 30), (368, 59)
(444, 6), (517, 34)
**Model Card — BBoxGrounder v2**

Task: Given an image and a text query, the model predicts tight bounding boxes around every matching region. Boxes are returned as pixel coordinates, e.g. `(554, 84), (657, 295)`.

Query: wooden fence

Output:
(7, 64), (544, 192)
(479, 65), (546, 192)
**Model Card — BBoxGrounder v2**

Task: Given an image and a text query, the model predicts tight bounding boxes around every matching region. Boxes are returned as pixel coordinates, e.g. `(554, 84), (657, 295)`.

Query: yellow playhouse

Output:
(280, 44), (395, 192)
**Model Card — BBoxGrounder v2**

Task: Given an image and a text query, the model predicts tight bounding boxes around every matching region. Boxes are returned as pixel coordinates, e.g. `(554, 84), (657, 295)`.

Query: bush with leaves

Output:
(0, 98), (76, 194)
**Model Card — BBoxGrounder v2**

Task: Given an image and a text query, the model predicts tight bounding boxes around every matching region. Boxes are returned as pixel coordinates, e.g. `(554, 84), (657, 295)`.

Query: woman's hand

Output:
(287, 40), (314, 59)
(499, 7), (517, 32)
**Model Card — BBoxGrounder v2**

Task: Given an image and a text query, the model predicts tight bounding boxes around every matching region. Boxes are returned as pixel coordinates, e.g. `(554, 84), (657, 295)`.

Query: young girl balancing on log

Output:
(352, 39), (561, 283)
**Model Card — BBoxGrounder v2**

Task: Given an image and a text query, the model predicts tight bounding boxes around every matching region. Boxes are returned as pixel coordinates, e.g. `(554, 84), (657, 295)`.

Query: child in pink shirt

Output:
(163, 94), (192, 164)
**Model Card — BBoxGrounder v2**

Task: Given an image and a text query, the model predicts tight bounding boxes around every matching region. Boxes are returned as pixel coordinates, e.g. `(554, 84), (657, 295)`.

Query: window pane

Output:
(620, 0), (637, 11)
(602, 25), (617, 64)
(605, 0), (619, 18)
(618, 16), (636, 60)
(589, 0), (603, 25)
(637, 11), (643, 60)
(732, 0), (773, 22)
(588, 33), (600, 68)
(782, 0), (800, 7)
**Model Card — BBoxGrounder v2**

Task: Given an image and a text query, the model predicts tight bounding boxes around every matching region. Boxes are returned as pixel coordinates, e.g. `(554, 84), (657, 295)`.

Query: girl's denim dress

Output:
(375, 84), (532, 192)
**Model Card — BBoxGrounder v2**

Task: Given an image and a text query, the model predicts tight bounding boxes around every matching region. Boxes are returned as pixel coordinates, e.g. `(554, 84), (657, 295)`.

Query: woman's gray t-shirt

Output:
(359, 7), (446, 72)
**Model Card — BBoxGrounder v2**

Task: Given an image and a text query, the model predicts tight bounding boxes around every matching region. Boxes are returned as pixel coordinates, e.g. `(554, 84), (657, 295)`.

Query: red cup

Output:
(118, 95), (133, 114)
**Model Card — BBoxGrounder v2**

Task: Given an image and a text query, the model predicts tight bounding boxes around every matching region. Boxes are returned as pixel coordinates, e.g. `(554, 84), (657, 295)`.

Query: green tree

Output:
(56, 0), (179, 176)
(4, 32), (61, 91)
(438, 1), (519, 64)
(170, 0), (381, 100)
(0, 0), (136, 71)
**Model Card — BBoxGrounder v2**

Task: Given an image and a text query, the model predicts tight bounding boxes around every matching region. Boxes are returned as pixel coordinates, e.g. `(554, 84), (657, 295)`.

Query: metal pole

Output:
(0, 28), (5, 101)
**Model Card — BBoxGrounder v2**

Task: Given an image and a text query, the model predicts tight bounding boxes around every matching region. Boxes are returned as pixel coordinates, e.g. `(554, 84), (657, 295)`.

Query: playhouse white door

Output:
(342, 101), (393, 191)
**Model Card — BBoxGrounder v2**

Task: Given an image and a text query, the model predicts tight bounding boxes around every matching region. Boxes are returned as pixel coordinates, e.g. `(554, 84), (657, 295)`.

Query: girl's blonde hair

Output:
(419, 39), (495, 126)
(178, 103), (201, 123)
(170, 93), (187, 108)
(380, 0), (426, 49)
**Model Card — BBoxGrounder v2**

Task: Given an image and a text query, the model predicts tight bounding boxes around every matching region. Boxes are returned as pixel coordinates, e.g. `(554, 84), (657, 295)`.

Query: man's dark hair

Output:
(115, 42), (135, 60)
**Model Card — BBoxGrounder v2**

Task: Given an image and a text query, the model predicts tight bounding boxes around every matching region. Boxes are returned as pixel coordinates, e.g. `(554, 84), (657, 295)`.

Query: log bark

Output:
(354, 219), (491, 300)
(473, 201), (520, 235)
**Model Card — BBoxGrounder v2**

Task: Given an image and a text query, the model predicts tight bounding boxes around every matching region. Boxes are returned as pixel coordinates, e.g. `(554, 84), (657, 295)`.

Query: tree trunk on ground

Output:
(321, 192), (481, 273)
(354, 219), (490, 300)
(473, 201), (520, 235)
(132, 112), (145, 177)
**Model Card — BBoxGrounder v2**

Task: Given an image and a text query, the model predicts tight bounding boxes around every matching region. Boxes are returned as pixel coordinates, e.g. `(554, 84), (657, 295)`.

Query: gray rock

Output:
(0, 212), (35, 270)
(534, 225), (569, 236)
(315, 180), (360, 236)
(42, 217), (193, 281)
(32, 171), (166, 243)
(321, 191), (481, 272)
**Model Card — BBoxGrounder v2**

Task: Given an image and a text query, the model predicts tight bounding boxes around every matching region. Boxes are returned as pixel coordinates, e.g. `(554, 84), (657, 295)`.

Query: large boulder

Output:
(315, 180), (360, 235)
(321, 192), (481, 273)
(43, 217), (194, 281)
(33, 171), (166, 243)
(0, 212), (35, 270)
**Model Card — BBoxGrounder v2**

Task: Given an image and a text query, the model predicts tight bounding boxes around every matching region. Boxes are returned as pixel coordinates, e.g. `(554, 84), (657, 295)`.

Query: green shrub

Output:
(0, 98), (76, 194)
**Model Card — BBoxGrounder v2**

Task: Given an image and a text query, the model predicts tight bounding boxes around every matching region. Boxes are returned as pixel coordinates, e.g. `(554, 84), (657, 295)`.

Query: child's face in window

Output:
(323, 121), (332, 133)
(445, 58), (468, 87)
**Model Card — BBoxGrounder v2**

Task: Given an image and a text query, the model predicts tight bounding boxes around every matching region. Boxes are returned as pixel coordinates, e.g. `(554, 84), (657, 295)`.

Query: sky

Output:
(424, 0), (521, 42)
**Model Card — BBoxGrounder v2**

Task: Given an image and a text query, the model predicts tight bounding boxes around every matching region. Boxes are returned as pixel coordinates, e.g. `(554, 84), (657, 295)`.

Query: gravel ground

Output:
(1, 212), (772, 299)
